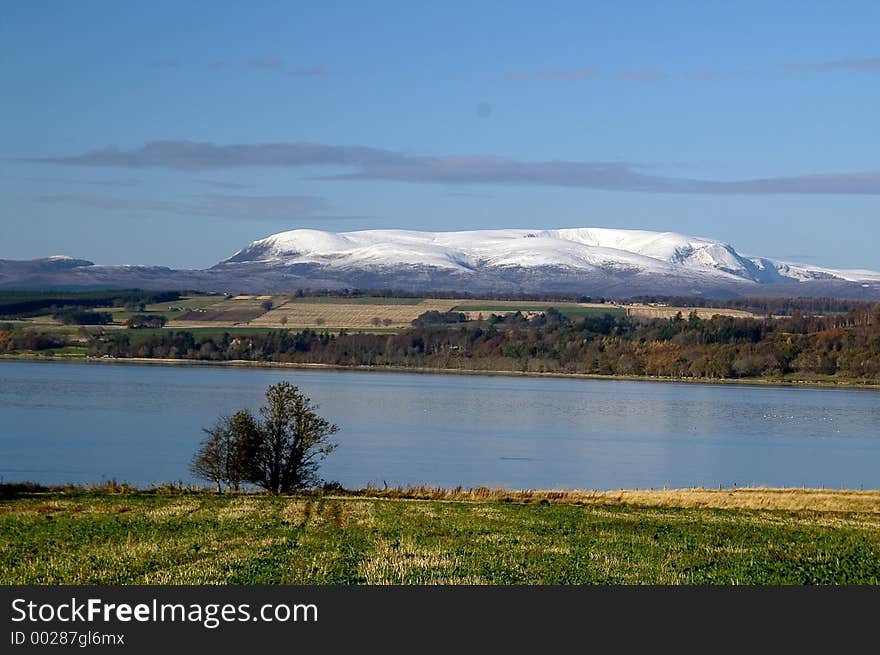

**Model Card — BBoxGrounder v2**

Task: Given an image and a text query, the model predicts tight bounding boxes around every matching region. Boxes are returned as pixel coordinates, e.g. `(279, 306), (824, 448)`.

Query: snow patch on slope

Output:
(221, 226), (880, 285)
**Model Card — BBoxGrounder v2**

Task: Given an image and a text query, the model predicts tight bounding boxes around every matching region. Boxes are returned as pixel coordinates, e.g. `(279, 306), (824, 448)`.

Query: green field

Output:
(1, 490), (878, 584)
(137, 296), (258, 321)
(4, 324), (102, 335)
(145, 296), (229, 312)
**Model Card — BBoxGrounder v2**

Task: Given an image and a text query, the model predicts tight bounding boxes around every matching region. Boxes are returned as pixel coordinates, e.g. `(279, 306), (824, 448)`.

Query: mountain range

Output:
(3, 227), (880, 299)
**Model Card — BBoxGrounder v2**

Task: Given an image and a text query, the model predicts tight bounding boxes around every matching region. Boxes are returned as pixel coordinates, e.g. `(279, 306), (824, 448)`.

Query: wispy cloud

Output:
(785, 57), (880, 73)
(148, 58), (181, 69)
(27, 140), (880, 195)
(686, 68), (722, 81)
(248, 57), (331, 76)
(503, 67), (598, 81)
(502, 55), (880, 84)
(616, 69), (667, 81)
(22, 177), (140, 188)
(28, 141), (398, 170)
(37, 193), (340, 221)
(447, 191), (495, 199)
(196, 194), (330, 220)
(250, 57), (285, 70)
(288, 65), (331, 77)
(195, 179), (251, 190)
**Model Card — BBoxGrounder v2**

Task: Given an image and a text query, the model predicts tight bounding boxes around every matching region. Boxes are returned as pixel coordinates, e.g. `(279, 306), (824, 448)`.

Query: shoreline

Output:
(4, 483), (879, 512)
(2, 352), (880, 391)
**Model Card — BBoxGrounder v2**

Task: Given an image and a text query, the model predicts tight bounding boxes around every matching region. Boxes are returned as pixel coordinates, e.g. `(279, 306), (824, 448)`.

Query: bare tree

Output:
(190, 420), (229, 493)
(193, 382), (340, 494)
(191, 410), (261, 492)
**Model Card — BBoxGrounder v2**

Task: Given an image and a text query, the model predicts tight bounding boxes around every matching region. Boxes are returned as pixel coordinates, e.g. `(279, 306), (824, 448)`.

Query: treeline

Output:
(0, 330), (68, 353)
(0, 290), (181, 318)
(626, 295), (870, 316)
(73, 304), (880, 381)
(126, 314), (167, 328)
(53, 308), (112, 325)
(281, 288), (870, 315)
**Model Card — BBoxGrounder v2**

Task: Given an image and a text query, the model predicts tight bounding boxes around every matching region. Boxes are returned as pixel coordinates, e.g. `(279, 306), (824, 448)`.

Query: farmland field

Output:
(285, 296), (424, 305)
(1, 487), (878, 585)
(250, 299), (462, 329)
(3, 292), (762, 335)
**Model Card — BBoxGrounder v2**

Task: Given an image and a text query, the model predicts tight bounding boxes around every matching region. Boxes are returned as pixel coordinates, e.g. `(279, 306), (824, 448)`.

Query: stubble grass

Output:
(1, 489), (879, 585)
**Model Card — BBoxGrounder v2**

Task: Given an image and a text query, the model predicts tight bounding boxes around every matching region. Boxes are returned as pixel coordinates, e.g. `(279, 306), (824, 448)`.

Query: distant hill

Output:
(3, 227), (880, 299)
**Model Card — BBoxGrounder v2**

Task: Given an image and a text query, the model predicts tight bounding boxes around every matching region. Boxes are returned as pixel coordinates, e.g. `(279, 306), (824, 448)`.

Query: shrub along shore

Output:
(2, 485), (879, 584)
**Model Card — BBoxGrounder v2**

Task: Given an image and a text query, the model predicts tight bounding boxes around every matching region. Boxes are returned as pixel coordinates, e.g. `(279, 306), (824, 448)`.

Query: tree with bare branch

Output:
(192, 382), (339, 494)
(190, 419), (229, 493)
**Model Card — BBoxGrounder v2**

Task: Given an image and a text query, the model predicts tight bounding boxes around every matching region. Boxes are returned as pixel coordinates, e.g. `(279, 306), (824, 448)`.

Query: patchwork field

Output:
(284, 296), (424, 305)
(166, 296), (275, 327)
(6, 291), (762, 334)
(1, 488), (878, 585)
(162, 295), (758, 330)
(250, 299), (462, 329)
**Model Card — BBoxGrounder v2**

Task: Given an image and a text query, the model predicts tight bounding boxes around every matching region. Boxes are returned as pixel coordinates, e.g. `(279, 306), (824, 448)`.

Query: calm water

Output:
(1, 360), (879, 490)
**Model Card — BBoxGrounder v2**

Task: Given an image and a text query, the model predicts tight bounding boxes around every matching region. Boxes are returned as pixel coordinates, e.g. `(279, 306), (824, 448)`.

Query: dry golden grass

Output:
(452, 300), (602, 308)
(361, 538), (462, 584)
(350, 485), (880, 513)
(154, 294), (760, 330)
(625, 305), (760, 320)
(251, 299), (460, 329)
(3, 489), (879, 584)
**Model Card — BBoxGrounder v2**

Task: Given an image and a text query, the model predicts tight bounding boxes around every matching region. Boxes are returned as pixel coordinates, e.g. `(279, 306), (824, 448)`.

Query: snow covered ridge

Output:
(222, 227), (880, 285)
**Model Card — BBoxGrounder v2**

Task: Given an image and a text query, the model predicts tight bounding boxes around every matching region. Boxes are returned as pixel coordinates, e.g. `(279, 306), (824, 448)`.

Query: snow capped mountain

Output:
(219, 226), (880, 287)
(225, 227), (739, 274)
(3, 226), (879, 298)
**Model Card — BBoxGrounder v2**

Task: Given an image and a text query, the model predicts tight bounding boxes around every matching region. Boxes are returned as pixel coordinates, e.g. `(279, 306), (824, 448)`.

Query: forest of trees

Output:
(0, 303), (860, 382)
(52, 308), (113, 325)
(0, 290), (181, 319)
(2, 303), (879, 381)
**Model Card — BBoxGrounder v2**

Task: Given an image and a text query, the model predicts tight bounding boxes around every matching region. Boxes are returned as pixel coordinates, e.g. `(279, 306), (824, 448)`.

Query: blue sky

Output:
(2, 1), (879, 269)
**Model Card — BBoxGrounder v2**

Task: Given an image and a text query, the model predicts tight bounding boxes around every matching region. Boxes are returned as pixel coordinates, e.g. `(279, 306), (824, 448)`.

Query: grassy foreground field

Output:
(2, 487), (879, 585)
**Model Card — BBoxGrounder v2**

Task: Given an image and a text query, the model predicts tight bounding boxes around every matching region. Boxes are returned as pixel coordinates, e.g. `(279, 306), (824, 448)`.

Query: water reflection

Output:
(1, 361), (878, 490)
